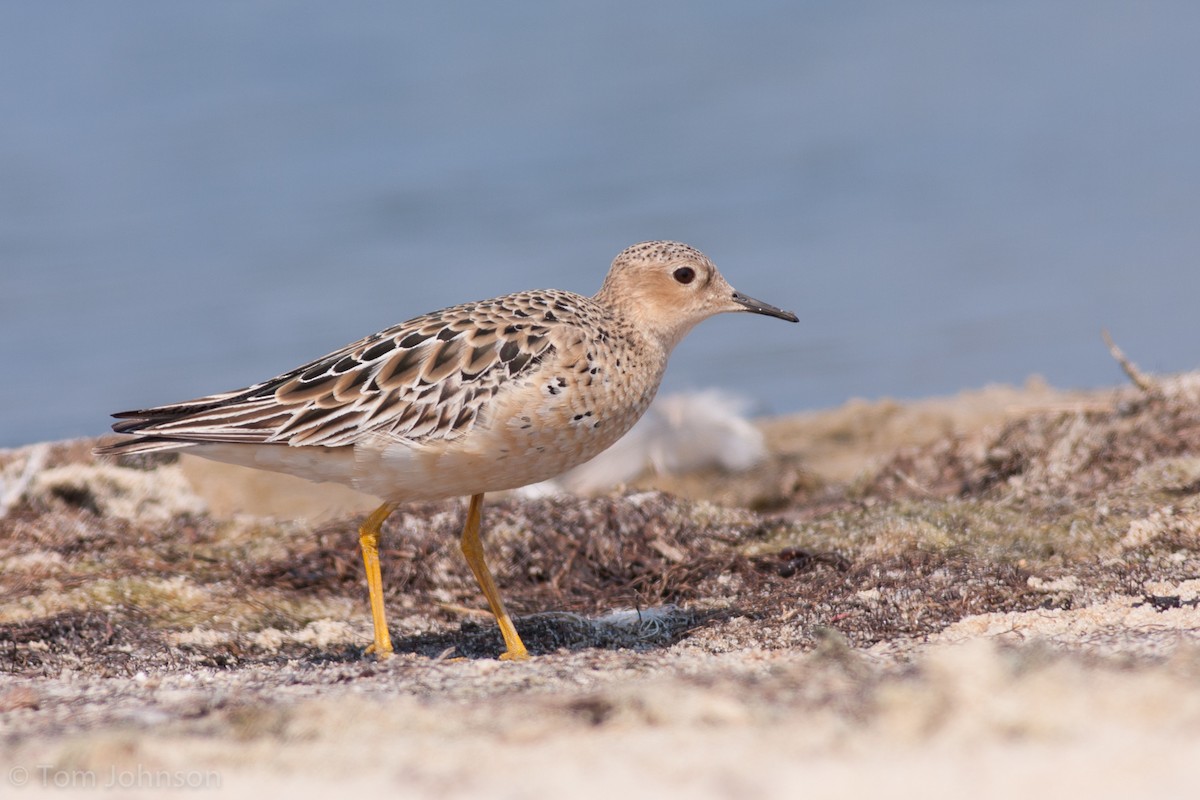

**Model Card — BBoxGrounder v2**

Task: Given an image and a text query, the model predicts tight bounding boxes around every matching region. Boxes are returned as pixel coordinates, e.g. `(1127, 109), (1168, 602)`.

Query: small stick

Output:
(434, 601), (493, 618)
(1102, 329), (1157, 394)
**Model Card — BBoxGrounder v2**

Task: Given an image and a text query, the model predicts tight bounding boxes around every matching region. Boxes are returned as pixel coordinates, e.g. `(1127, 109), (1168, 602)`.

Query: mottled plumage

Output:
(97, 241), (798, 659)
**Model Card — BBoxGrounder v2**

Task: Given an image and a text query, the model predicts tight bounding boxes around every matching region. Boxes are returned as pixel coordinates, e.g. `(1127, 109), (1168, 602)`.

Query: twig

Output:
(1102, 329), (1157, 394)
(891, 467), (935, 497)
(434, 601), (493, 618)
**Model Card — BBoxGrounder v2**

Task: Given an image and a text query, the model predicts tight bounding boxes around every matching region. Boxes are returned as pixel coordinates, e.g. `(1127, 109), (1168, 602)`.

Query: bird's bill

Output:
(730, 291), (799, 323)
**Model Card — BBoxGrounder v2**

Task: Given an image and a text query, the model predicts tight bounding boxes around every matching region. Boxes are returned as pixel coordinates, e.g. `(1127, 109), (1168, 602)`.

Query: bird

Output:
(96, 241), (798, 660)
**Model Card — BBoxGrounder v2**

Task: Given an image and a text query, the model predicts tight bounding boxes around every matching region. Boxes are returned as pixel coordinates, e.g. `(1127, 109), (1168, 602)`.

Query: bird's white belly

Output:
(187, 442), (363, 488)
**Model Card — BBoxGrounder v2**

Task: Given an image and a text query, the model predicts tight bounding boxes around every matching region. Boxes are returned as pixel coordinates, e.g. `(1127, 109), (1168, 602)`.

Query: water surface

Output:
(2, 2), (1198, 446)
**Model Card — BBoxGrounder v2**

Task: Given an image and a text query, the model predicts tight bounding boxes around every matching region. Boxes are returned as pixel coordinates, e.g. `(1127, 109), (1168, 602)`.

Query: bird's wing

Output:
(99, 291), (583, 453)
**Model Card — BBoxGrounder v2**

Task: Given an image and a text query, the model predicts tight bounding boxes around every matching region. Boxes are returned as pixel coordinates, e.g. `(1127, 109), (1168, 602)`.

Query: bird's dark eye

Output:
(673, 266), (696, 285)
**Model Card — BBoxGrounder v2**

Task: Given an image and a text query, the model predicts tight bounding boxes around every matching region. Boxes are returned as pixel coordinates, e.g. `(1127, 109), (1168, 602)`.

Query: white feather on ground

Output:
(522, 390), (768, 497)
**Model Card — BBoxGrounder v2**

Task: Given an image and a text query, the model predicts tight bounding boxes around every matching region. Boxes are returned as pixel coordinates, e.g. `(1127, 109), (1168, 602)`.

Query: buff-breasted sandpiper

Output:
(96, 241), (798, 660)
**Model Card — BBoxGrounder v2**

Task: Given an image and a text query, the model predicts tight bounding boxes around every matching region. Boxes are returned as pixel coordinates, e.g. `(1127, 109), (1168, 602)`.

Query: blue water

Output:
(3, 2), (1199, 447)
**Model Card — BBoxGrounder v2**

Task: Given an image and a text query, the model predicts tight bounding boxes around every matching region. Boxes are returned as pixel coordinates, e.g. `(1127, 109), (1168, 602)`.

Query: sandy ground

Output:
(2, 373), (1199, 798)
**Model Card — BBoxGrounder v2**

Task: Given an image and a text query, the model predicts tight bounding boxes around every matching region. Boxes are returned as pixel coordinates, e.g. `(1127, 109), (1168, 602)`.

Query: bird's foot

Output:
(498, 646), (530, 662)
(364, 641), (394, 660)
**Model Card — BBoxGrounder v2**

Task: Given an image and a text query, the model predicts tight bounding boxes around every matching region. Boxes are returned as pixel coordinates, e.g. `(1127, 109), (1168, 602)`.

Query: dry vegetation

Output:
(1, 367), (1198, 797)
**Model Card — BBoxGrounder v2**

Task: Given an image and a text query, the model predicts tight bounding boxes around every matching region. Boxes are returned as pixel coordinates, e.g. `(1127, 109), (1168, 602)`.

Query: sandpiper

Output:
(97, 241), (798, 659)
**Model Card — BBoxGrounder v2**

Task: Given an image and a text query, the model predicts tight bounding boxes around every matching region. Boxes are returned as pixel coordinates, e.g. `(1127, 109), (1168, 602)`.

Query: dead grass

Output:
(1, 374), (1198, 744)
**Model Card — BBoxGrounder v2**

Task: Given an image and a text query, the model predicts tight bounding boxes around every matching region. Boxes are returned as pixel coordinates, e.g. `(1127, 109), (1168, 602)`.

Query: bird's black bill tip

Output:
(731, 291), (799, 323)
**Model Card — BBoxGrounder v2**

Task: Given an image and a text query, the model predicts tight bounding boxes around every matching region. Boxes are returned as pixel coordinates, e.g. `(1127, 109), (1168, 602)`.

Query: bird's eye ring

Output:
(673, 267), (696, 285)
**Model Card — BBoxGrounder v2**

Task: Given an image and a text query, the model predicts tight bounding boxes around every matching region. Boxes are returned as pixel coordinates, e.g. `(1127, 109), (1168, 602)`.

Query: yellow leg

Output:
(359, 502), (396, 659)
(460, 493), (529, 660)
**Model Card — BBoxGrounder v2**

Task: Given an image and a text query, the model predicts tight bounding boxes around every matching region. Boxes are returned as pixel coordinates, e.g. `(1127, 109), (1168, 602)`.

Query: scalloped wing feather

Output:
(98, 290), (590, 454)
